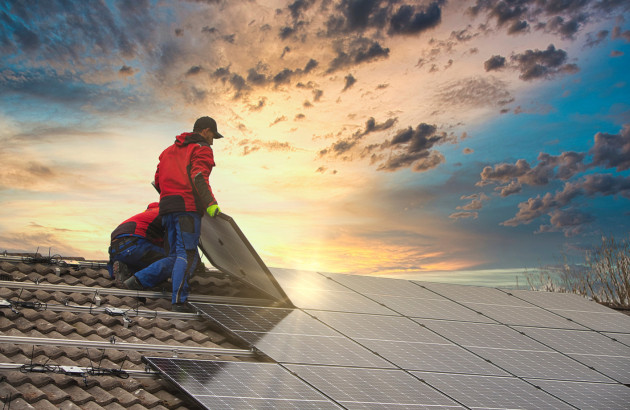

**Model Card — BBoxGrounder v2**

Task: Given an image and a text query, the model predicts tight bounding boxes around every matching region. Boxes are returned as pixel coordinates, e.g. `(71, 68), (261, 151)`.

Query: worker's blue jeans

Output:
(107, 236), (166, 279)
(134, 212), (201, 304)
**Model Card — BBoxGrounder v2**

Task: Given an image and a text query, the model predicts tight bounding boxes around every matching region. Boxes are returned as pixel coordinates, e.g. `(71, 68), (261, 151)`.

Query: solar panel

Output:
(415, 281), (533, 307)
(325, 272), (439, 298)
(412, 372), (574, 409)
(233, 331), (396, 368)
(144, 358), (341, 409)
(414, 319), (552, 351)
(506, 289), (615, 312)
(467, 347), (615, 382)
(276, 287), (396, 314)
(191, 303), (337, 336)
(198, 213), (290, 304)
(356, 338), (509, 376)
(305, 310), (448, 342)
(566, 353), (630, 384)
(515, 326), (630, 357)
(547, 308), (630, 333)
(371, 294), (497, 323)
(285, 364), (465, 408)
(525, 378), (630, 409)
(462, 303), (588, 329)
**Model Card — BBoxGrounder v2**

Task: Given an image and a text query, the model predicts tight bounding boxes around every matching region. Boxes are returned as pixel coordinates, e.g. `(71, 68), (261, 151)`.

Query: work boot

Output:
(124, 275), (143, 291)
(171, 303), (193, 313)
(114, 261), (132, 287)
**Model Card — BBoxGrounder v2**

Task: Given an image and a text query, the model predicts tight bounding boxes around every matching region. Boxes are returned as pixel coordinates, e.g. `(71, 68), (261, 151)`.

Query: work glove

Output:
(207, 204), (221, 217)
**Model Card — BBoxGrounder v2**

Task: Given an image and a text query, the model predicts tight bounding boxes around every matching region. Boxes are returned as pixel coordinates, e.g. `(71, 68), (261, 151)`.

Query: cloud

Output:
(467, 124), (630, 235)
(510, 44), (579, 81)
(388, 2), (443, 35)
(238, 138), (296, 156)
(342, 73), (357, 91)
(327, 37), (390, 73)
(435, 76), (513, 108)
(319, 116), (399, 158)
(589, 124), (630, 171)
(376, 123), (452, 172)
(484, 55), (506, 71)
(449, 211), (478, 220)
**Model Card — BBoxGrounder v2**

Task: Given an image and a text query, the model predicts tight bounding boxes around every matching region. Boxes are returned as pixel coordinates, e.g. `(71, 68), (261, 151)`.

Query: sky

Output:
(1, 0), (629, 286)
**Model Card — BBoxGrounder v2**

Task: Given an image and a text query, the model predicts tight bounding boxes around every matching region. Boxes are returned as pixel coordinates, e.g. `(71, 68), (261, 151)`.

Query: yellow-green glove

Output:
(207, 204), (221, 217)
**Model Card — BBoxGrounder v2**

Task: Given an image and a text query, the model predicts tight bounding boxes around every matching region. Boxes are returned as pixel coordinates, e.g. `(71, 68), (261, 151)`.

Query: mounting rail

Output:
(0, 280), (273, 306)
(0, 336), (255, 357)
(0, 362), (160, 379)
(0, 298), (201, 320)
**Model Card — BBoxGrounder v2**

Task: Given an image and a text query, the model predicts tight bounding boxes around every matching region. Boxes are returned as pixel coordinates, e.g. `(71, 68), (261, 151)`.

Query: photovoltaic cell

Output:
(270, 268), (347, 292)
(467, 347), (614, 382)
(285, 364), (465, 409)
(144, 358), (341, 409)
(199, 214), (289, 303)
(413, 372), (574, 409)
(525, 378), (630, 409)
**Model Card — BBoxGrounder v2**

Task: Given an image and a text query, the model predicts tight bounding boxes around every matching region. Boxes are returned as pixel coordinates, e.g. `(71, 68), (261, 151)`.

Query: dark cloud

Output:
(584, 29), (609, 47)
(342, 73), (357, 91)
(319, 116), (398, 158)
(313, 89), (324, 101)
(467, 0), (628, 39)
(478, 151), (588, 191)
(270, 116), (287, 127)
(589, 125), (630, 171)
(389, 2), (443, 35)
(612, 25), (630, 41)
(119, 65), (136, 76)
(327, 37), (390, 73)
(185, 66), (203, 76)
(537, 209), (595, 237)
(484, 55), (506, 71)
(377, 123), (451, 172)
(510, 44), (579, 81)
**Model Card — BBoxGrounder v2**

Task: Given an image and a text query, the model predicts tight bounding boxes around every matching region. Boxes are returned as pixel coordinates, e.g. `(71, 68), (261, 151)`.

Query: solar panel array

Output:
(149, 269), (630, 409)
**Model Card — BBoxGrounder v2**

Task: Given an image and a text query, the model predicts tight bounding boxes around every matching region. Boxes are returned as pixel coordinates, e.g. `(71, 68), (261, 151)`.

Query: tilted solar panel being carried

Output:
(198, 213), (290, 304)
(163, 270), (630, 408)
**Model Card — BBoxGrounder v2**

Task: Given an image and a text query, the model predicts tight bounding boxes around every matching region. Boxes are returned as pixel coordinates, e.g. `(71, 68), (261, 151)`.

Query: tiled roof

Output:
(0, 254), (268, 409)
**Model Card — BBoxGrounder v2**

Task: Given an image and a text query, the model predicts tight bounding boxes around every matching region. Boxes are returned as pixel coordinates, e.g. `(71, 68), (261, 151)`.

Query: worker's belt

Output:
(109, 236), (139, 255)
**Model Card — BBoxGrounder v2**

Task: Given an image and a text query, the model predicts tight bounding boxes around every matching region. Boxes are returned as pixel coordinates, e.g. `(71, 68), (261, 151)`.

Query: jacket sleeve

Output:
(154, 157), (161, 194)
(190, 145), (217, 208)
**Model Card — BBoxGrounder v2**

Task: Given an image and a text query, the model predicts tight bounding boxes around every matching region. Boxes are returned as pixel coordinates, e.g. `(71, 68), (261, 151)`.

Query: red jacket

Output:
(111, 202), (164, 245)
(154, 132), (217, 215)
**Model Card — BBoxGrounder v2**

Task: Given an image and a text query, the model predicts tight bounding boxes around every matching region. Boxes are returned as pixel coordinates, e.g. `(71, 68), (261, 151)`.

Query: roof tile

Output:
(130, 388), (163, 408)
(19, 382), (46, 402)
(6, 397), (36, 409)
(39, 382), (71, 404)
(30, 398), (61, 410)
(110, 386), (141, 407)
(86, 385), (117, 406)
(65, 383), (96, 405)
(56, 400), (84, 410)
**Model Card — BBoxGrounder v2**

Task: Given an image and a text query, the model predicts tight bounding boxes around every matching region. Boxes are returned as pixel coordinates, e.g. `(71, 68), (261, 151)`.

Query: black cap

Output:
(193, 116), (224, 139)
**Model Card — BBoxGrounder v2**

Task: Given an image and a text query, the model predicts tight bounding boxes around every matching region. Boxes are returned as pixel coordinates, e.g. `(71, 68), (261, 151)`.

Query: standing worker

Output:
(107, 202), (166, 286)
(124, 116), (223, 311)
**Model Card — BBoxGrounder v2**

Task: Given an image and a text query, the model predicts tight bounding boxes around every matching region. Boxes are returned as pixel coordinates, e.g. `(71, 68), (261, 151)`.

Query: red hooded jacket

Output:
(154, 132), (217, 215)
(111, 202), (164, 246)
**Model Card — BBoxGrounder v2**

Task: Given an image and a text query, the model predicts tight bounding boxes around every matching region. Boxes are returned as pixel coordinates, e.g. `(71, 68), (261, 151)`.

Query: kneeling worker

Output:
(108, 202), (166, 286)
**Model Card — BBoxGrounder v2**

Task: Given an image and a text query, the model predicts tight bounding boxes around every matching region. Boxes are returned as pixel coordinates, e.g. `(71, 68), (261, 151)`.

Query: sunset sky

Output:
(1, 0), (629, 285)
